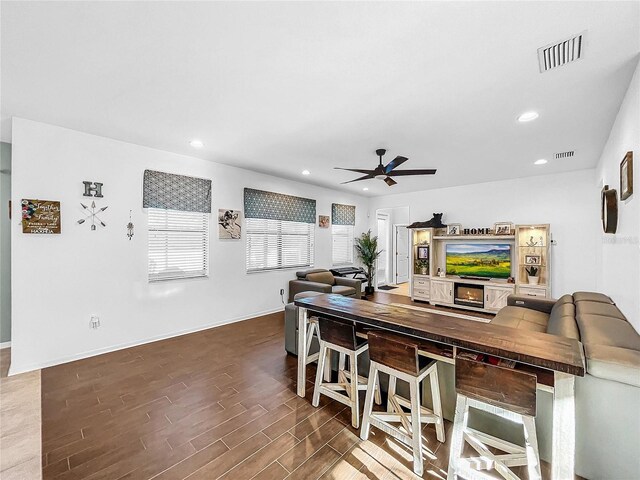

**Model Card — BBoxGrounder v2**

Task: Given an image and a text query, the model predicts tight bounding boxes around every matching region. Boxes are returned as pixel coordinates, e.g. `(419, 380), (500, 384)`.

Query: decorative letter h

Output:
(83, 181), (104, 198)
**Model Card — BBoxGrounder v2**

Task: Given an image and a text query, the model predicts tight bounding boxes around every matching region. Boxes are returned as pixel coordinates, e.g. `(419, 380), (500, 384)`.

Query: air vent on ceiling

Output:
(538, 32), (585, 73)
(555, 151), (575, 160)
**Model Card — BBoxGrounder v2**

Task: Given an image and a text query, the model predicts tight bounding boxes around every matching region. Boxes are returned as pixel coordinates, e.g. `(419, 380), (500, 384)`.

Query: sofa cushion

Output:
(583, 344), (640, 387)
(546, 302), (580, 339)
(573, 292), (614, 304)
(306, 271), (335, 285)
(293, 291), (326, 301)
(547, 315), (581, 340)
(556, 294), (574, 306)
(296, 268), (329, 279)
(491, 306), (548, 333)
(332, 285), (356, 296)
(576, 301), (627, 320)
(577, 315), (640, 351)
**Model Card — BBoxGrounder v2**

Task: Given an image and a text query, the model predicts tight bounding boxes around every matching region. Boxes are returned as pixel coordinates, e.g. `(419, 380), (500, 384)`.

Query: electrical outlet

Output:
(90, 315), (100, 329)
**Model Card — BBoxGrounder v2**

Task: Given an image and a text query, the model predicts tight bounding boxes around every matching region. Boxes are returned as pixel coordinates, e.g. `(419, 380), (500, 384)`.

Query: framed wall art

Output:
(318, 215), (330, 228)
(21, 199), (61, 234)
(620, 151), (633, 201)
(218, 209), (241, 239)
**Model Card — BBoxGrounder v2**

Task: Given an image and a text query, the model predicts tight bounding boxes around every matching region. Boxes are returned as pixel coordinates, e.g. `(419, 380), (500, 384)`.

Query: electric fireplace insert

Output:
(454, 283), (484, 308)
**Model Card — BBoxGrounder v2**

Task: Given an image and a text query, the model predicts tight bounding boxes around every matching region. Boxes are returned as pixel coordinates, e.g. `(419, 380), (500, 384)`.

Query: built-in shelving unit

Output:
(515, 224), (551, 298)
(409, 224), (552, 314)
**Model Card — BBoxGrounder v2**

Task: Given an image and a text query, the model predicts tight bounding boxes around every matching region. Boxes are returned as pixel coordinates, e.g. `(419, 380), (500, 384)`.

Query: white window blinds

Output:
(148, 208), (209, 281)
(246, 218), (314, 272)
(332, 224), (354, 265)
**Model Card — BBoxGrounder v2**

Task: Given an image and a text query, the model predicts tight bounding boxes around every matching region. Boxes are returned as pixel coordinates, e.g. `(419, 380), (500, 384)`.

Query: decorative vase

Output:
(420, 267), (428, 275)
(528, 275), (540, 285)
(365, 286), (375, 295)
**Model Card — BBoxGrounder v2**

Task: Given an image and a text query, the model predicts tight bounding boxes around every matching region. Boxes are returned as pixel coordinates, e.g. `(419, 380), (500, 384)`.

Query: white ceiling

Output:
(2, 1), (639, 196)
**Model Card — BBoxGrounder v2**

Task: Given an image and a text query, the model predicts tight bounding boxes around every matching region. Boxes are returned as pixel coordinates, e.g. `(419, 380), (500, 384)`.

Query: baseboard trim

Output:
(8, 307), (283, 376)
(0, 341), (11, 350)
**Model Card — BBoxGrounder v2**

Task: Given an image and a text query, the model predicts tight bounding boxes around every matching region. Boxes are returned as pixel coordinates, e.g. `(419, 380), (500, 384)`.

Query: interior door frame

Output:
(393, 223), (410, 284)
(376, 212), (391, 287)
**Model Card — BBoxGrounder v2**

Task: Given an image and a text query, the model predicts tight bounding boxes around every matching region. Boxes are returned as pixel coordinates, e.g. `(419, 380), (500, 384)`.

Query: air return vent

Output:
(538, 32), (585, 73)
(555, 151), (575, 160)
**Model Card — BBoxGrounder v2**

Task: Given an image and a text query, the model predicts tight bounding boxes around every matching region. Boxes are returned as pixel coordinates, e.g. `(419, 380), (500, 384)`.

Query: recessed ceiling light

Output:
(189, 139), (204, 148)
(517, 111), (539, 122)
(534, 159), (548, 165)
(362, 187), (369, 191)
(302, 170), (310, 175)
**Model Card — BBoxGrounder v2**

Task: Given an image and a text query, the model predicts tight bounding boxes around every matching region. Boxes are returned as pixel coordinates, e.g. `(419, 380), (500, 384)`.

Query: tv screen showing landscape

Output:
(445, 244), (511, 279)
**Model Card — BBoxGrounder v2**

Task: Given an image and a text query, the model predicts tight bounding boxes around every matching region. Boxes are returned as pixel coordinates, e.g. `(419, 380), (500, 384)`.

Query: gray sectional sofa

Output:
(493, 292), (640, 479)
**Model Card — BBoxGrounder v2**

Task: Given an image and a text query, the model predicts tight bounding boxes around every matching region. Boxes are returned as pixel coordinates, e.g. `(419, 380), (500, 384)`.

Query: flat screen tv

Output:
(445, 244), (511, 279)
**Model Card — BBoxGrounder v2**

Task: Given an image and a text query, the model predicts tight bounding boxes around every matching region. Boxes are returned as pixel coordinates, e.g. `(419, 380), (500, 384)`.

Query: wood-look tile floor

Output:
(1, 347), (43, 480)
(41, 296), (549, 480)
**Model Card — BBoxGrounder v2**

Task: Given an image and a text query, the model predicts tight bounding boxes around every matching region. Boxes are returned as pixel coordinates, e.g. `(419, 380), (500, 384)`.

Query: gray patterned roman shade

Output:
(143, 170), (211, 213)
(331, 203), (356, 225)
(244, 188), (316, 224)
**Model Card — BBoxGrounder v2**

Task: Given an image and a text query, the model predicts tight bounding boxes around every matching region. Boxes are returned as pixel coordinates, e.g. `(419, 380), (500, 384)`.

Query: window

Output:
(246, 218), (314, 272)
(332, 224), (354, 265)
(148, 208), (209, 281)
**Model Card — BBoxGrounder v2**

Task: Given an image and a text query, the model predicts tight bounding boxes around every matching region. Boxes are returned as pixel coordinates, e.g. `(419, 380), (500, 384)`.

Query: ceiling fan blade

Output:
(340, 174), (375, 184)
(384, 156), (408, 174)
(384, 177), (397, 186)
(386, 169), (437, 176)
(334, 167), (376, 175)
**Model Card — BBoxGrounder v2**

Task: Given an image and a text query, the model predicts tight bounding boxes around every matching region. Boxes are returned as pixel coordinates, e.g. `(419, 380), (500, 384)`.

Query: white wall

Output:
(595, 57), (640, 331)
(369, 169), (600, 297)
(10, 118), (368, 374)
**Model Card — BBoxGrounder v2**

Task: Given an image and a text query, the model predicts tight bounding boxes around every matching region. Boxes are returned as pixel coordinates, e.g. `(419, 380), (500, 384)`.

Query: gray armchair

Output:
(288, 268), (362, 302)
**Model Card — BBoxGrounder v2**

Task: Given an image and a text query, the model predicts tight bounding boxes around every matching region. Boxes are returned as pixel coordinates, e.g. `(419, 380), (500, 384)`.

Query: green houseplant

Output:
(415, 259), (429, 275)
(525, 266), (539, 285)
(355, 230), (383, 295)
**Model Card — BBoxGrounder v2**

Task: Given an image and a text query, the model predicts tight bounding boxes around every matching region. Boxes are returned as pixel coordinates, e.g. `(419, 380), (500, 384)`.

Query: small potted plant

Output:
(354, 230), (383, 295)
(525, 266), (540, 285)
(415, 259), (429, 275)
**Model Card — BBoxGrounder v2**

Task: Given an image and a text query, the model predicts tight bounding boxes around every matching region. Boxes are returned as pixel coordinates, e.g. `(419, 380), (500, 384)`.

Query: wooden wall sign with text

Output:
(22, 199), (61, 234)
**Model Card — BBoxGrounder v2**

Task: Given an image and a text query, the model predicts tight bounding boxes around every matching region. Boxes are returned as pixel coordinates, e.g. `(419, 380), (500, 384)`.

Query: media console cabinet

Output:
(409, 224), (551, 314)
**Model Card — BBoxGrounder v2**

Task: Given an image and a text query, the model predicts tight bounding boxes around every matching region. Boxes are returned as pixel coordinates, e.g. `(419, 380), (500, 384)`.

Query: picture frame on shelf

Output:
(417, 245), (429, 260)
(446, 223), (461, 235)
(494, 222), (513, 235)
(620, 151), (633, 201)
(524, 254), (541, 265)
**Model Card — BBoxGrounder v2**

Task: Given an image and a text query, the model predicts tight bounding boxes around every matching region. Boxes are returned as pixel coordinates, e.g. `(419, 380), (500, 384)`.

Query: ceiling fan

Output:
(335, 149), (437, 186)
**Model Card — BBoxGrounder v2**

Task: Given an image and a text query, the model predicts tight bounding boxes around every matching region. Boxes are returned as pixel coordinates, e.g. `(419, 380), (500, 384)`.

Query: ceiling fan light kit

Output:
(335, 148), (436, 186)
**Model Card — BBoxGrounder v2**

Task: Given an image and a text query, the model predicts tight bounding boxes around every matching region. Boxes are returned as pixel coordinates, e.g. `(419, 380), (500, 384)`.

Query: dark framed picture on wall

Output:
(620, 151), (633, 200)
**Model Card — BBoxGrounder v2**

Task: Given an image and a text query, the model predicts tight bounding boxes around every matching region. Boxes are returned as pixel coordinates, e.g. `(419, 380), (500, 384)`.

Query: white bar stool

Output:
(360, 331), (445, 477)
(312, 317), (381, 428)
(447, 356), (541, 480)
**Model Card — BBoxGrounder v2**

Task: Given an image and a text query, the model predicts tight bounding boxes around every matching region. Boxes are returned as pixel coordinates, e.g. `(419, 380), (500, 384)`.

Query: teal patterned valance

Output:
(244, 188), (316, 224)
(331, 203), (356, 225)
(143, 170), (211, 213)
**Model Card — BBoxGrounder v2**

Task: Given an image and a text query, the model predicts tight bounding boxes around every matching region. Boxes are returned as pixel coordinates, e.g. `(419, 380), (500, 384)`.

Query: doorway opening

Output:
(375, 206), (410, 294)
(376, 212), (390, 287)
